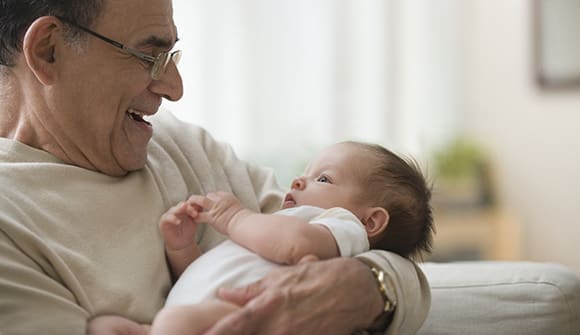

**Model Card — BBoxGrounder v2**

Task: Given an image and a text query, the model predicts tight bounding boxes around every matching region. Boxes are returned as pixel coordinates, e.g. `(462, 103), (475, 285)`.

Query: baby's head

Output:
(283, 141), (433, 260)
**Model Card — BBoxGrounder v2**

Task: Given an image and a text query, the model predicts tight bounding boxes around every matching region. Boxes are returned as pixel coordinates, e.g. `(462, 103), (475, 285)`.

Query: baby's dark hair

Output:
(346, 141), (434, 260)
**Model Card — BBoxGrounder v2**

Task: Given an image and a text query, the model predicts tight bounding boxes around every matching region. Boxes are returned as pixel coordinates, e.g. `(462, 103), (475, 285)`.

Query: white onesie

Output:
(166, 205), (369, 305)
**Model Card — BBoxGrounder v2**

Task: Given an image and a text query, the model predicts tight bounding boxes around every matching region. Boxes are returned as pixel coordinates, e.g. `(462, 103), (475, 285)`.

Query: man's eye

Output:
(317, 175), (330, 183)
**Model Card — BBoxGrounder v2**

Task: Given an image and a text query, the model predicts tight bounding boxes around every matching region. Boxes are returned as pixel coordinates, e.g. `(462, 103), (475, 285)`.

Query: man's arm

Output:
(356, 250), (431, 334)
(189, 192), (339, 264)
(202, 253), (431, 335)
(203, 252), (430, 335)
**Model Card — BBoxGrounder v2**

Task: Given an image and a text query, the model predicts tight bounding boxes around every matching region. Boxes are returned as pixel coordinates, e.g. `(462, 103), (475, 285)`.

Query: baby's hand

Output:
(187, 192), (247, 236)
(159, 201), (201, 252)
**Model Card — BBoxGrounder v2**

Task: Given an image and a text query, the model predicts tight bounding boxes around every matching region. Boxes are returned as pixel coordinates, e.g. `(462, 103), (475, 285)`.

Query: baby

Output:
(152, 141), (434, 334)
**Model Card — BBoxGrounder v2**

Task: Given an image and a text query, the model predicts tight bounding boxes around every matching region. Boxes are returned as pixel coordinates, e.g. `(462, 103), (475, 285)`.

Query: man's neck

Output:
(0, 70), (59, 156)
(0, 71), (23, 140)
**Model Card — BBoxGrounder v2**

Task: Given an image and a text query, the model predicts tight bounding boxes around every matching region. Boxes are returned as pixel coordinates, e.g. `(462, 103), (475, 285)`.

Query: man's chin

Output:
(106, 152), (148, 176)
(122, 157), (148, 174)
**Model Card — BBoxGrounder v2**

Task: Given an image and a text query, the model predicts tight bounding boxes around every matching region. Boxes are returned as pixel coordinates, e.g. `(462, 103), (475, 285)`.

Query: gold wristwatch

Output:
(369, 265), (397, 313)
(358, 262), (397, 334)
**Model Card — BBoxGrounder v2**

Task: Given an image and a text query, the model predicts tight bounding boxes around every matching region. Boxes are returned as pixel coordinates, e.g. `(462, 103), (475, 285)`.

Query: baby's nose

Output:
(291, 177), (305, 190)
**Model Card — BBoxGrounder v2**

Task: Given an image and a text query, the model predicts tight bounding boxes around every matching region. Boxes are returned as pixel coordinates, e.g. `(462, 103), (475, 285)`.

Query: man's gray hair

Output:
(0, 0), (105, 66)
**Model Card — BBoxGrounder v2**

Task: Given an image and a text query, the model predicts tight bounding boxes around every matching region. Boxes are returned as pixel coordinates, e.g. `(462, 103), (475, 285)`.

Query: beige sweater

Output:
(0, 111), (429, 335)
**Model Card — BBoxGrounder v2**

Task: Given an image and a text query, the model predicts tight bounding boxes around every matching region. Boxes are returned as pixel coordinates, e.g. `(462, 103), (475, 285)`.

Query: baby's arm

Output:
(189, 192), (339, 264)
(159, 201), (203, 278)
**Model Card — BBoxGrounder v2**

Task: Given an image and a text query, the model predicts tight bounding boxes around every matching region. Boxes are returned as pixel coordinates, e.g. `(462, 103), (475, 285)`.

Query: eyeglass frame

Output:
(56, 16), (181, 80)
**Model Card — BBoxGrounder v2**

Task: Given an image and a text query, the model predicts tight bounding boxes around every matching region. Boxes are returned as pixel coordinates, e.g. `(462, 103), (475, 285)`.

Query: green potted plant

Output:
(433, 137), (493, 208)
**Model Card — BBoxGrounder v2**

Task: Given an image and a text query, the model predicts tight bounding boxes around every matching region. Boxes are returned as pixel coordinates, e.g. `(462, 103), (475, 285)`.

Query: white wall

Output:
(166, 0), (463, 186)
(461, 0), (580, 274)
(166, 0), (580, 274)
(166, 0), (401, 185)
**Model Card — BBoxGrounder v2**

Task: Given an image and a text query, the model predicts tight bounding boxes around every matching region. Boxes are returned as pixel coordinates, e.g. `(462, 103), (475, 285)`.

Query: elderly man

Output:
(0, 0), (430, 334)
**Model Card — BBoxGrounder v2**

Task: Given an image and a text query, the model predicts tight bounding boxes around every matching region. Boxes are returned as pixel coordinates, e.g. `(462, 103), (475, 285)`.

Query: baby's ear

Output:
(362, 207), (389, 238)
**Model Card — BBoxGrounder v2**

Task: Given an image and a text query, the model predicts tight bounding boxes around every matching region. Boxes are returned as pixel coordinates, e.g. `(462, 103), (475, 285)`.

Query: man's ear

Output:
(362, 207), (389, 239)
(22, 16), (62, 85)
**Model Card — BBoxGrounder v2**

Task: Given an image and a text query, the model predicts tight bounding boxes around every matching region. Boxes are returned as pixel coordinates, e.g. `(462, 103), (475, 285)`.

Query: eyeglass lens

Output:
(151, 50), (182, 80)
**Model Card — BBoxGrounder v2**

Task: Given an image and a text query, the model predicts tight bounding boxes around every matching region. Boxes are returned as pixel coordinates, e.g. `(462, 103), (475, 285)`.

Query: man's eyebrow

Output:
(135, 35), (180, 49)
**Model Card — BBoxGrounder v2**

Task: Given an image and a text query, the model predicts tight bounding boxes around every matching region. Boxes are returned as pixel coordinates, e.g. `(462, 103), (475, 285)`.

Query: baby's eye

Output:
(316, 175), (331, 183)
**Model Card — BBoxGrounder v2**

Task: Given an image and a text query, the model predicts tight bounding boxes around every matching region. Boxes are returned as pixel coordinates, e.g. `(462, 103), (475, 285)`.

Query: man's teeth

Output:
(128, 109), (151, 124)
(128, 109), (143, 117)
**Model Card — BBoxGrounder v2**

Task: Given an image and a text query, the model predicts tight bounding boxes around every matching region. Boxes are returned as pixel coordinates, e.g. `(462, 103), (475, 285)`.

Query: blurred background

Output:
(163, 0), (580, 274)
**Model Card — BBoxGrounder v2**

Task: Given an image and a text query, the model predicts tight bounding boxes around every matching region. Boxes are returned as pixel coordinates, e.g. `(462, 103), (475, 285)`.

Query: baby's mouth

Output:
(282, 193), (296, 209)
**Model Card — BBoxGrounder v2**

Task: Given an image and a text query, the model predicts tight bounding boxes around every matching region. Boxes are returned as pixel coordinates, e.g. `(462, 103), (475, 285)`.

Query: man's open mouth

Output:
(127, 109), (151, 126)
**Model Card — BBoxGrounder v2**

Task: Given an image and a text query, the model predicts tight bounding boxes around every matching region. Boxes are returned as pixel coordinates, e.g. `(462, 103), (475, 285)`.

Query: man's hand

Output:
(159, 200), (201, 251)
(203, 257), (384, 335)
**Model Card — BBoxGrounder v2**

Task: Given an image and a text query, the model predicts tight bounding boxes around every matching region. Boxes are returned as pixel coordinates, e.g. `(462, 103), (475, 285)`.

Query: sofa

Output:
(417, 261), (580, 334)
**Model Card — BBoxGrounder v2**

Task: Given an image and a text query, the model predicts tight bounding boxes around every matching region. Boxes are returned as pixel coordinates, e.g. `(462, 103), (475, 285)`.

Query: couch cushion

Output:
(418, 261), (580, 335)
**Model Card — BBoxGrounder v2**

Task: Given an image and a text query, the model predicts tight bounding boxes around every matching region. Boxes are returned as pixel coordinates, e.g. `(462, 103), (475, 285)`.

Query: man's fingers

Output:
(298, 254), (319, 264)
(203, 306), (256, 335)
(204, 291), (281, 335)
(216, 280), (265, 306)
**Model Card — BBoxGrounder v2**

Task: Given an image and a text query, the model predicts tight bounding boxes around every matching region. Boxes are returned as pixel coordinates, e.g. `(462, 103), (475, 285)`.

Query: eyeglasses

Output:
(57, 16), (181, 80)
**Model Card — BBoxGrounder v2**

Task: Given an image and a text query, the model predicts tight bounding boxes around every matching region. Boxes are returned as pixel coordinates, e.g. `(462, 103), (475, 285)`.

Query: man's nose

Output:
(148, 61), (184, 101)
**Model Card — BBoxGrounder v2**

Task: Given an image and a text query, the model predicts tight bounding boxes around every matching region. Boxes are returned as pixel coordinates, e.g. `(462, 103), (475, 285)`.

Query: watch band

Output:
(369, 265), (397, 313)
(353, 263), (397, 335)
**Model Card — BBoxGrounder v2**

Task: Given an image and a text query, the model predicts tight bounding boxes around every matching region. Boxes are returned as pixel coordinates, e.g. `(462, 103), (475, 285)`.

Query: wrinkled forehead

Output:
(98, 0), (178, 47)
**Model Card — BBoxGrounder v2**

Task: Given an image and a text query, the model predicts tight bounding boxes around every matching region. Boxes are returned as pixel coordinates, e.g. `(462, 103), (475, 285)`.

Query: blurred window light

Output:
(165, 0), (463, 186)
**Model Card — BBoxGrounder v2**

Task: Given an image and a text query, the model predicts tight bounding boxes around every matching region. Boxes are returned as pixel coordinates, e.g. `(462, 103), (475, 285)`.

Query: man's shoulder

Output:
(148, 109), (218, 162)
(150, 109), (207, 142)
